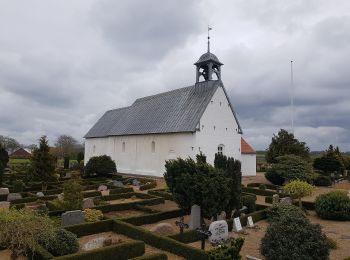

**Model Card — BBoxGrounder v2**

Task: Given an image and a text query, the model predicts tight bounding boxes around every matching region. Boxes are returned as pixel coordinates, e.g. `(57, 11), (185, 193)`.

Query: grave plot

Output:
(0, 249), (28, 260)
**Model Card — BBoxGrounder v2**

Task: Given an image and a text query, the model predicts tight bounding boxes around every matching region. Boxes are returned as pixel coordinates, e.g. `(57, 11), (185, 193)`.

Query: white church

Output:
(84, 41), (256, 177)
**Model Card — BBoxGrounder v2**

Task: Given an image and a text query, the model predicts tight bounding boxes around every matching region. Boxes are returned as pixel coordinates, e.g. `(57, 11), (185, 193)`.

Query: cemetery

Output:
(1, 132), (350, 260)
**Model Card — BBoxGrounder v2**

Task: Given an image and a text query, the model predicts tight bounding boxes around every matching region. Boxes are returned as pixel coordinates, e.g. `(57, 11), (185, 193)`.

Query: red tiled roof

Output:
(241, 137), (256, 154)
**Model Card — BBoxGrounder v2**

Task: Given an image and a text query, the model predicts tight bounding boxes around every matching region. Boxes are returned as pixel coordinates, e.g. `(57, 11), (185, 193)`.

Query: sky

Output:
(0, 0), (349, 151)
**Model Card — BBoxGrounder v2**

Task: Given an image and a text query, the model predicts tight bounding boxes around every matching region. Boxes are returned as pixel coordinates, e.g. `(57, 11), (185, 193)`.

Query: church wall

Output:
(241, 154), (257, 176)
(195, 85), (242, 165)
(85, 132), (196, 177)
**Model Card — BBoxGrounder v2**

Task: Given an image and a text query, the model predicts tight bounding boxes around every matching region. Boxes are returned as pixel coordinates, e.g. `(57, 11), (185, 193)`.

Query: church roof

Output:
(195, 51), (223, 65)
(241, 137), (256, 154)
(84, 80), (242, 138)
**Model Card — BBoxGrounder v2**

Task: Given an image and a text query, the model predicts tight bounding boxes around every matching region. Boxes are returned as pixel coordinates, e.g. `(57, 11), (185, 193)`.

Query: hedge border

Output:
(112, 219), (209, 260)
(242, 187), (289, 198)
(53, 240), (145, 260)
(129, 253), (167, 260)
(148, 190), (173, 201)
(119, 209), (183, 226)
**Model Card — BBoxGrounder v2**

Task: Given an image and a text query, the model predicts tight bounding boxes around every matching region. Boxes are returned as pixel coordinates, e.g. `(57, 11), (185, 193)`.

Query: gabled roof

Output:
(241, 137), (256, 154)
(10, 148), (31, 157)
(85, 80), (242, 138)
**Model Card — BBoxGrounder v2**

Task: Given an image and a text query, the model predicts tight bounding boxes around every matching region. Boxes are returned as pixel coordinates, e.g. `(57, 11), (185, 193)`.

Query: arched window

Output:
(122, 142), (125, 153)
(218, 144), (224, 155)
(151, 141), (155, 153)
(93, 145), (96, 154)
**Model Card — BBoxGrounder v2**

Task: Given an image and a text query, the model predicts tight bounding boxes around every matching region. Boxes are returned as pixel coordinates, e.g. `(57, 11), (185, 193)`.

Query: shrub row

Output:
(227, 208), (268, 231)
(129, 253), (167, 260)
(264, 196), (316, 210)
(246, 182), (280, 190)
(54, 240), (145, 260)
(11, 195), (57, 205)
(112, 219), (209, 260)
(169, 229), (200, 243)
(241, 194), (257, 213)
(93, 197), (164, 213)
(148, 190), (173, 201)
(139, 181), (157, 191)
(242, 187), (289, 198)
(64, 219), (114, 237)
(120, 209), (183, 226)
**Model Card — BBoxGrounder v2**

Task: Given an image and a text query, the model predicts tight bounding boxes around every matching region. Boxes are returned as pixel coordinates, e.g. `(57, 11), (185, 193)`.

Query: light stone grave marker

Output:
(208, 220), (228, 244)
(280, 197), (292, 205)
(233, 217), (243, 232)
(82, 198), (95, 209)
(217, 211), (226, 221)
(82, 237), (105, 251)
(189, 204), (201, 229)
(58, 193), (64, 201)
(98, 185), (108, 191)
(132, 179), (141, 186)
(0, 201), (10, 210)
(61, 210), (85, 226)
(0, 188), (9, 195)
(246, 255), (262, 260)
(36, 192), (45, 197)
(7, 193), (22, 202)
(247, 216), (254, 228)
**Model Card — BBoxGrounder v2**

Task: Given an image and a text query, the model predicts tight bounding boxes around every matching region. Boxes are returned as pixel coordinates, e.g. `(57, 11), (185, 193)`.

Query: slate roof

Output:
(85, 80), (242, 138)
(241, 137), (256, 154)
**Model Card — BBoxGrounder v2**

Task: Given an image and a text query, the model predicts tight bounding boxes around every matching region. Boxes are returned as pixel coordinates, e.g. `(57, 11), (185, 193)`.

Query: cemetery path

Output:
(0, 250), (28, 260)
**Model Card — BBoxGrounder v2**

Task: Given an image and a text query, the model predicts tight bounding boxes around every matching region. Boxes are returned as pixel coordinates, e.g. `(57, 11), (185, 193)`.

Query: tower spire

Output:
(207, 26), (212, 52)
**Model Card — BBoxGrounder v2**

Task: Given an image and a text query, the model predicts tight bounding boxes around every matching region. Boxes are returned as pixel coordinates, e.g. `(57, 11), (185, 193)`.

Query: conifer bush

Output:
(85, 155), (117, 177)
(208, 237), (244, 260)
(45, 229), (79, 256)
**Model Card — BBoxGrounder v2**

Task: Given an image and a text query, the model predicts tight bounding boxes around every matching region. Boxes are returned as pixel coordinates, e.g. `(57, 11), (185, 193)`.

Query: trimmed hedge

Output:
(113, 219), (209, 260)
(129, 253), (167, 260)
(169, 229), (200, 243)
(148, 190), (173, 201)
(93, 197), (164, 213)
(140, 181), (157, 191)
(120, 209), (183, 226)
(241, 194), (257, 213)
(265, 196), (315, 210)
(54, 240), (145, 260)
(242, 187), (289, 198)
(227, 208), (268, 231)
(11, 195), (57, 205)
(64, 219), (114, 237)
(247, 183), (280, 190)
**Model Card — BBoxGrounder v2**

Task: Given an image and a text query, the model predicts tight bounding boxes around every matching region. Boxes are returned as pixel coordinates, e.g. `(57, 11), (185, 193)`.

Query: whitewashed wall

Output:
(195, 85), (242, 164)
(85, 132), (196, 177)
(241, 154), (256, 176)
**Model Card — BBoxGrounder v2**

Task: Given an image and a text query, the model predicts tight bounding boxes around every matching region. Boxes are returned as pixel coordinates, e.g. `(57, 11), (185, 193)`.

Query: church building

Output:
(84, 40), (256, 177)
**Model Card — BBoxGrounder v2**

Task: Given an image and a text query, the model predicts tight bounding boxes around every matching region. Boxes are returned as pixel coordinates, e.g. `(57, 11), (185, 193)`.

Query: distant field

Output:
(9, 158), (30, 165)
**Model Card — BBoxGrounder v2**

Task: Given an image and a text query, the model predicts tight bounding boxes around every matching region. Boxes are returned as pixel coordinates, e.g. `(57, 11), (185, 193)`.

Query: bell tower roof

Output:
(194, 51), (223, 66)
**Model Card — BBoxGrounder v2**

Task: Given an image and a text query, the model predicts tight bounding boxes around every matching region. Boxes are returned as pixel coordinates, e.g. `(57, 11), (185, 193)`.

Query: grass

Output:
(9, 158), (30, 165)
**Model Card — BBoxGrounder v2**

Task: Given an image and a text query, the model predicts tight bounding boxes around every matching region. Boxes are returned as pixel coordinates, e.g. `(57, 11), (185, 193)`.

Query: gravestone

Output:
(239, 206), (248, 214)
(0, 188), (9, 195)
(101, 190), (110, 196)
(7, 193), (22, 202)
(113, 181), (124, 188)
(58, 193), (64, 201)
(247, 216), (255, 228)
(233, 217), (243, 232)
(272, 194), (279, 204)
(208, 220), (228, 244)
(0, 201), (10, 210)
(36, 192), (45, 197)
(82, 198), (95, 209)
(82, 237), (105, 251)
(189, 204), (201, 229)
(132, 179), (141, 186)
(98, 185), (108, 191)
(217, 211), (226, 221)
(61, 210), (85, 226)
(280, 197), (292, 205)
(150, 223), (176, 236)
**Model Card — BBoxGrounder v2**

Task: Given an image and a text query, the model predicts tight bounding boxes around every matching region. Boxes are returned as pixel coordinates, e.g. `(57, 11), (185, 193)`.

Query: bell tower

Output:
(195, 27), (223, 83)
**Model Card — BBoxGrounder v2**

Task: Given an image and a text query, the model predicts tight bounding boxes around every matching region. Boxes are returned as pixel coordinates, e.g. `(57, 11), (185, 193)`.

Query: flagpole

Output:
(290, 60), (294, 134)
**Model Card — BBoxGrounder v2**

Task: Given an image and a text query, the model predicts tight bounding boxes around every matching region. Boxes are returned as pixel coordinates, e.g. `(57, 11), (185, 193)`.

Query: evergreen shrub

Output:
(313, 175), (332, 187)
(45, 229), (79, 256)
(85, 155), (117, 177)
(315, 191), (350, 220)
(207, 237), (244, 260)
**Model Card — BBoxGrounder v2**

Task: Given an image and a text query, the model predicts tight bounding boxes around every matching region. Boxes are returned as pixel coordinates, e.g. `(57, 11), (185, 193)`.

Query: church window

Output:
(226, 128), (228, 131)
(218, 144), (224, 155)
(202, 125), (204, 130)
(93, 145), (96, 154)
(122, 142), (125, 152)
(214, 125), (216, 130)
(220, 102), (222, 106)
(151, 141), (155, 153)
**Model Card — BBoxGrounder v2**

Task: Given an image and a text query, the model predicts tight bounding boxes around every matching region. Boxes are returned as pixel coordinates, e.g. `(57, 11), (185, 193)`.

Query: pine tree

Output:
(31, 136), (56, 191)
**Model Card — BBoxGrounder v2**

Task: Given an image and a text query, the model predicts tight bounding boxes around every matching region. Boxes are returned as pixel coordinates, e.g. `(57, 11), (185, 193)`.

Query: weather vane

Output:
(207, 25), (212, 52)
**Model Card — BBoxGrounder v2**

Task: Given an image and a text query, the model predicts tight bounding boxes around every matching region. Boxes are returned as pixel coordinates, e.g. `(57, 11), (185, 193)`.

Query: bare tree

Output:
(54, 135), (79, 158)
(0, 135), (21, 154)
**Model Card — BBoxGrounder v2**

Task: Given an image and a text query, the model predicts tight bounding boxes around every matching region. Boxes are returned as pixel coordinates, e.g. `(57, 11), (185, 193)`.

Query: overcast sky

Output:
(0, 0), (349, 151)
